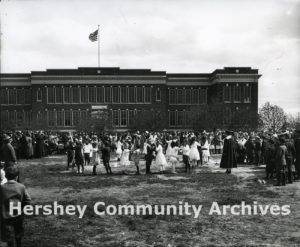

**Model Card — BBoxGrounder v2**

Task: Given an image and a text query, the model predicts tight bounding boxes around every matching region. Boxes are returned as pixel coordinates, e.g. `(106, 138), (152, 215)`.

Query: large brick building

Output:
(0, 67), (261, 131)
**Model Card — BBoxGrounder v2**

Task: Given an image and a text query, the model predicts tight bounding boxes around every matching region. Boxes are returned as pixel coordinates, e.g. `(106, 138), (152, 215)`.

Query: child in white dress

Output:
(169, 142), (179, 174)
(189, 137), (200, 168)
(119, 142), (131, 174)
(116, 139), (123, 161)
(155, 141), (168, 173)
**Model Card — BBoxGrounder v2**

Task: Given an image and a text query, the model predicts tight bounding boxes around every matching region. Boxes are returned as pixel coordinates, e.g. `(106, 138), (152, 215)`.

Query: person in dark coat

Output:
(74, 140), (84, 174)
(101, 141), (112, 175)
(294, 130), (300, 180)
(254, 136), (262, 166)
(145, 139), (156, 175)
(25, 132), (34, 159)
(220, 131), (237, 174)
(285, 134), (296, 184)
(0, 166), (31, 247)
(264, 138), (276, 179)
(1, 135), (17, 170)
(35, 132), (45, 158)
(275, 137), (288, 186)
(245, 137), (254, 164)
(66, 140), (75, 170)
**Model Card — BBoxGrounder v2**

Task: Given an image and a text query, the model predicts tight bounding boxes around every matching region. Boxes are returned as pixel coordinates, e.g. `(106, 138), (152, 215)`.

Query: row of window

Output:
(47, 110), (89, 127)
(0, 88), (32, 105)
(169, 88), (207, 105)
(46, 86), (159, 104)
(1, 111), (32, 126)
(223, 84), (251, 103)
(169, 110), (207, 127)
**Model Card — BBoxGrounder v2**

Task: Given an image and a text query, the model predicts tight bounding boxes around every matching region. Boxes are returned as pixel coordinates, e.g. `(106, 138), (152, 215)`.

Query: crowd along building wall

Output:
(0, 67), (260, 131)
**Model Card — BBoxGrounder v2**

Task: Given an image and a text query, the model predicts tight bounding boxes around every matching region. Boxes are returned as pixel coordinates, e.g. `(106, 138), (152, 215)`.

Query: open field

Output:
(2, 155), (300, 247)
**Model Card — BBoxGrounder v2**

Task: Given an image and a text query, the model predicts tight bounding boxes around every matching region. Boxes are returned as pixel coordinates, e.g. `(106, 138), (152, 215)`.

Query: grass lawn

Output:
(2, 154), (300, 247)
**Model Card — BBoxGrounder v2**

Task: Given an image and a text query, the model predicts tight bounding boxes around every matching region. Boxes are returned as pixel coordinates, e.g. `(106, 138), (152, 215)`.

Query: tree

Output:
(286, 112), (300, 130)
(258, 102), (287, 132)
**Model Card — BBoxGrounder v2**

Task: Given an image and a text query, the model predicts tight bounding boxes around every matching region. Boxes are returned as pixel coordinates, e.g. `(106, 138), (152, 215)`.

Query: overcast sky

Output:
(0, 0), (299, 114)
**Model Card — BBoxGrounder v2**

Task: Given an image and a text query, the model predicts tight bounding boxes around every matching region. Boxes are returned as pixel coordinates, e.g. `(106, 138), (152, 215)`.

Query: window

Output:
(25, 89), (31, 105)
(156, 88), (161, 101)
(37, 89), (42, 102)
(65, 111), (72, 126)
(56, 111), (64, 126)
(16, 112), (24, 127)
(112, 110), (119, 126)
(169, 111), (176, 126)
(72, 87), (80, 103)
(97, 87), (104, 103)
(56, 87), (63, 103)
(136, 87), (143, 103)
(185, 89), (191, 105)
(120, 110), (127, 126)
(233, 84), (241, 102)
(1, 111), (8, 124)
(72, 111), (80, 126)
(81, 110), (88, 121)
(200, 89), (207, 104)
(177, 111), (184, 126)
(8, 89), (16, 105)
(128, 87), (135, 103)
(177, 89), (184, 104)
(104, 87), (111, 103)
(88, 87), (96, 103)
(223, 84), (231, 103)
(192, 89), (199, 104)
(144, 87), (151, 103)
(64, 87), (71, 103)
(16, 89), (24, 105)
(48, 111), (55, 126)
(169, 89), (176, 104)
(128, 110), (135, 126)
(112, 87), (119, 103)
(244, 85), (251, 103)
(36, 111), (42, 122)
(121, 87), (127, 103)
(80, 87), (88, 103)
(47, 87), (55, 103)
(24, 111), (31, 125)
(224, 108), (231, 124)
(8, 111), (16, 124)
(1, 89), (8, 105)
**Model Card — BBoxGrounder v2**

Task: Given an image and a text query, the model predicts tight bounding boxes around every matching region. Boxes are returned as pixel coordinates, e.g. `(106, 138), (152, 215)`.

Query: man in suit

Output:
(294, 129), (300, 180)
(101, 141), (112, 175)
(145, 139), (155, 175)
(0, 166), (31, 247)
(1, 135), (17, 170)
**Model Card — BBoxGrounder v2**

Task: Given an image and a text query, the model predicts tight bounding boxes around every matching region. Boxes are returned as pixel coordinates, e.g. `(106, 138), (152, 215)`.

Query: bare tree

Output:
(258, 102), (287, 132)
(286, 112), (300, 130)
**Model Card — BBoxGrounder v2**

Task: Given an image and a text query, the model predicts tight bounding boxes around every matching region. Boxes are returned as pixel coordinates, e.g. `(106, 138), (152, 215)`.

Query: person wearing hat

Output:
(285, 133), (296, 184)
(1, 134), (17, 170)
(145, 139), (156, 175)
(220, 130), (237, 174)
(254, 136), (262, 166)
(274, 137), (288, 186)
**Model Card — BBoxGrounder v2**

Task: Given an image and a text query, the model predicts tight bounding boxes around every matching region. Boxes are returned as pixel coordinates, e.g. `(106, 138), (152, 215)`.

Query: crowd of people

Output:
(1, 128), (300, 186)
(1, 128), (300, 247)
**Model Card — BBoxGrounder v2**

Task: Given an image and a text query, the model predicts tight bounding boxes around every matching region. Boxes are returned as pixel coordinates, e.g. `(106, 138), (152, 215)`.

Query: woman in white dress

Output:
(115, 138), (123, 161)
(155, 140), (168, 173)
(165, 135), (173, 160)
(169, 142), (180, 173)
(119, 142), (131, 174)
(201, 136), (210, 164)
(189, 137), (200, 168)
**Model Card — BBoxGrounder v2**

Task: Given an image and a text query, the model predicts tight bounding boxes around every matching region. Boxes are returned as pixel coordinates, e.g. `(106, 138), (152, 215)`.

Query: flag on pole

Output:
(89, 30), (98, 42)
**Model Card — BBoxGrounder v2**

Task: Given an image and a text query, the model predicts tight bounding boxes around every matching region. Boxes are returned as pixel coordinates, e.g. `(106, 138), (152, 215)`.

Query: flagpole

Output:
(98, 25), (100, 67)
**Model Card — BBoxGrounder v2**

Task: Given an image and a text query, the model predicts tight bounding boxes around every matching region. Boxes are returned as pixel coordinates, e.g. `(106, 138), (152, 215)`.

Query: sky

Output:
(0, 0), (299, 114)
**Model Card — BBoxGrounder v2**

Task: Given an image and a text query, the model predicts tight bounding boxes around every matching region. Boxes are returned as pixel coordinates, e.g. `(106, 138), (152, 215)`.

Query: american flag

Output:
(89, 30), (98, 42)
